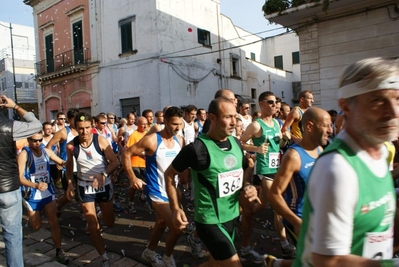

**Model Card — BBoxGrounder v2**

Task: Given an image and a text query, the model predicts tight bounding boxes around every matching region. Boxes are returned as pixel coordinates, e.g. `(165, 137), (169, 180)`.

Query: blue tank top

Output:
(21, 147), (55, 200)
(59, 126), (71, 161)
(284, 144), (320, 218)
(145, 133), (181, 202)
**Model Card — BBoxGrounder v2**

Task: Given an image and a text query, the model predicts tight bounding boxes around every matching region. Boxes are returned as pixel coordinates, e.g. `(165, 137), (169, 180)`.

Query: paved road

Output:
(15, 176), (288, 266)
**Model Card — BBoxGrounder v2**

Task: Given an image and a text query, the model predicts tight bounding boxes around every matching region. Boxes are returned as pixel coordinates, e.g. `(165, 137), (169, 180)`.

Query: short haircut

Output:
(67, 108), (80, 119)
(185, 104), (197, 113)
(280, 102), (290, 111)
(95, 113), (107, 123)
(74, 112), (93, 125)
(56, 112), (65, 118)
(214, 89), (233, 99)
(239, 100), (249, 108)
(208, 97), (233, 116)
(197, 108), (205, 115)
(328, 109), (338, 117)
(164, 106), (183, 120)
(42, 122), (52, 129)
(258, 91), (275, 102)
(276, 97), (282, 104)
(155, 110), (163, 117)
(142, 109), (153, 117)
(299, 90), (312, 100)
(107, 112), (115, 117)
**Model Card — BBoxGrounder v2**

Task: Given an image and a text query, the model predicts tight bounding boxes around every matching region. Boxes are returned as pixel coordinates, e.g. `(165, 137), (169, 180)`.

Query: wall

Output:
(299, 1), (399, 110)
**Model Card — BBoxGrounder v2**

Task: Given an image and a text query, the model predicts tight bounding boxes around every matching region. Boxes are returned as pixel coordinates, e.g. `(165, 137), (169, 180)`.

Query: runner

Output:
(65, 112), (119, 267)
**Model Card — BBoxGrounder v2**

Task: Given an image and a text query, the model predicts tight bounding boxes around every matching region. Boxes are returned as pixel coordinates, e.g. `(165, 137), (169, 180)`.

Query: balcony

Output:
(35, 48), (90, 81)
(17, 88), (38, 103)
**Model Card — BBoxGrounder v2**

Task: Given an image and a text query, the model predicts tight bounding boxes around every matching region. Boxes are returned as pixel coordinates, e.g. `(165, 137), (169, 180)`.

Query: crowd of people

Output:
(1, 56), (399, 267)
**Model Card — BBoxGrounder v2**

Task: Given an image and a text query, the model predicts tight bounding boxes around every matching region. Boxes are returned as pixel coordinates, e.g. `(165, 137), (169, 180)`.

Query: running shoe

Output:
(142, 248), (163, 267)
(281, 243), (296, 259)
(263, 254), (277, 267)
(162, 254), (176, 267)
(113, 202), (123, 212)
(128, 202), (137, 214)
(186, 233), (204, 259)
(55, 250), (70, 264)
(101, 259), (110, 267)
(182, 222), (196, 234)
(240, 247), (263, 264)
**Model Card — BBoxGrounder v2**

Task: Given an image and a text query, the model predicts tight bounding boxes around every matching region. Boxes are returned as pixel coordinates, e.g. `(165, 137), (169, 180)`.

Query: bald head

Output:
(302, 107), (329, 127)
(214, 89), (237, 107)
(136, 116), (148, 132)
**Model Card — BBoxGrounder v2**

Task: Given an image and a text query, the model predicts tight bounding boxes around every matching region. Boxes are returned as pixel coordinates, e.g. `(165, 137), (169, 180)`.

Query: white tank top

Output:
(238, 114), (252, 131)
(75, 135), (110, 186)
(183, 119), (196, 144)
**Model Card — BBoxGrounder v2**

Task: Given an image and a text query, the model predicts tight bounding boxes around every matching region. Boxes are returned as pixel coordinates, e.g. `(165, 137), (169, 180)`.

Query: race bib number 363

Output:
(218, 168), (243, 198)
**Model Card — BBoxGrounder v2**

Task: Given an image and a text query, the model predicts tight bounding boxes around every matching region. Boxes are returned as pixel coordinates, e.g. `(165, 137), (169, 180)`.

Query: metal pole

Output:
(9, 23), (18, 119)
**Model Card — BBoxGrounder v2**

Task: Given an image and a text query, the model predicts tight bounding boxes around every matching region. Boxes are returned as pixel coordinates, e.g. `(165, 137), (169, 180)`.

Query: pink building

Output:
(25, 0), (97, 120)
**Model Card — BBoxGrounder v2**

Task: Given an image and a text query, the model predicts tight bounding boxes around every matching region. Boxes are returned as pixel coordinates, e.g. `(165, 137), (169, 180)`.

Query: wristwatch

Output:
(102, 172), (108, 178)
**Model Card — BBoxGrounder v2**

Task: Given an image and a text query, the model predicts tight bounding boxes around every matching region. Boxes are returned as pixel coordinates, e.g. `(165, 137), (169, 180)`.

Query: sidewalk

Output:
(0, 228), (145, 267)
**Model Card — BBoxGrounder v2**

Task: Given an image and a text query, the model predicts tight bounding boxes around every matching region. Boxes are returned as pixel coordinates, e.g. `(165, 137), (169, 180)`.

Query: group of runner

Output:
(16, 56), (399, 267)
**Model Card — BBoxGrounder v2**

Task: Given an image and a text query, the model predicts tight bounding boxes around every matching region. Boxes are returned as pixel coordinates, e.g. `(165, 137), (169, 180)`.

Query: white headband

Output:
(338, 75), (399, 99)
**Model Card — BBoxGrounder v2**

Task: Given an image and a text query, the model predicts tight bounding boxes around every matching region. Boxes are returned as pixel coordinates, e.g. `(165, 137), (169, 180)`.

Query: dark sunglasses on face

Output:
(58, 118), (66, 120)
(263, 100), (276, 105)
(99, 122), (107, 125)
(29, 138), (43, 143)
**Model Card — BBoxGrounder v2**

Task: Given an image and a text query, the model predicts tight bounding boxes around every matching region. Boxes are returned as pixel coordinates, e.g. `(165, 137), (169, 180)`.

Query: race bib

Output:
(31, 171), (51, 200)
(218, 169), (243, 198)
(83, 183), (105, 195)
(362, 228), (393, 259)
(268, 152), (280, 168)
(32, 171), (50, 184)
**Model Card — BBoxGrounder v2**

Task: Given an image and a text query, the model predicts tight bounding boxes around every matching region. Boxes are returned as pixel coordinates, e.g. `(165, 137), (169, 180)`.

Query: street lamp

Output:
(0, 22), (18, 119)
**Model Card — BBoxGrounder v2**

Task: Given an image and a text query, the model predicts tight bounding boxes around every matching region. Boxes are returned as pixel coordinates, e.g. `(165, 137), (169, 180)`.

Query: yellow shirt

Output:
(291, 106), (304, 139)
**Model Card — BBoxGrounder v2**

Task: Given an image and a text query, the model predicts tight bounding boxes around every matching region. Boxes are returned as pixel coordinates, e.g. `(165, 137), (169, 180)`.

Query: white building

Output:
(0, 21), (38, 118)
(91, 0), (299, 116)
(265, 0), (399, 110)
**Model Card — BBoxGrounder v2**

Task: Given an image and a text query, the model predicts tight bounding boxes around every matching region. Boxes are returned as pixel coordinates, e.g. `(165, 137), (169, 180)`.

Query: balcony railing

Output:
(35, 48), (90, 76)
(17, 88), (38, 103)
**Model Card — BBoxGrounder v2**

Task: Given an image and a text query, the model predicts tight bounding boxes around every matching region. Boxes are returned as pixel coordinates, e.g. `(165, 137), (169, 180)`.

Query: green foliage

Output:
(262, 0), (290, 15)
(263, 0), (331, 15)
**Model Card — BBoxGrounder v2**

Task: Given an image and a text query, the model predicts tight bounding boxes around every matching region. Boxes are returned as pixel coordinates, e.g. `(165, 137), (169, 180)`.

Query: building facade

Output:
(26, 0), (300, 119)
(25, 0), (97, 121)
(0, 21), (38, 118)
(265, 0), (399, 110)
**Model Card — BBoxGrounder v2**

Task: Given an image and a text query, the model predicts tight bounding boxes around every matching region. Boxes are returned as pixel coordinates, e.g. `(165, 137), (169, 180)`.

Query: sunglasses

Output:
(262, 100), (276, 105)
(99, 122), (107, 125)
(244, 107), (250, 109)
(58, 118), (66, 120)
(29, 138), (43, 143)
(108, 117), (115, 119)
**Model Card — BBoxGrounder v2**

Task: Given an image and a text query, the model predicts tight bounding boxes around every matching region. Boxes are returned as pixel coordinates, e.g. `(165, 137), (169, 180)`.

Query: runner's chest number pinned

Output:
(218, 169), (243, 198)
(269, 152), (280, 168)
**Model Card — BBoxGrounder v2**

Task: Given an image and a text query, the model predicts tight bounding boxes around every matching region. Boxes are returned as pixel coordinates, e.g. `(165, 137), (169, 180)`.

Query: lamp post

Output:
(0, 22), (17, 119)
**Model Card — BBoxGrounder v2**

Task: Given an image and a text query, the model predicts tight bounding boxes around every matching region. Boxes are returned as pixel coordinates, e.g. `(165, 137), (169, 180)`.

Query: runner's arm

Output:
(281, 108), (299, 134)
(46, 128), (66, 149)
(268, 149), (302, 233)
(98, 135), (119, 175)
(45, 147), (66, 166)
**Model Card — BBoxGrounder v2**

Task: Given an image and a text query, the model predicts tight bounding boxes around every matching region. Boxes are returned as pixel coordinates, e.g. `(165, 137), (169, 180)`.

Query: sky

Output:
(0, 0), (285, 38)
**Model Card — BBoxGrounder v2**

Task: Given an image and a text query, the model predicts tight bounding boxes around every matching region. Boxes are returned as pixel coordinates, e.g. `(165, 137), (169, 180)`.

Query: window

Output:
(121, 97), (140, 118)
(119, 16), (135, 54)
(15, 82), (23, 88)
(251, 88), (257, 99)
(72, 20), (84, 64)
(250, 52), (256, 61)
(274, 55), (283, 70)
(45, 34), (54, 73)
(230, 53), (240, 78)
(292, 51), (300, 64)
(197, 28), (211, 47)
